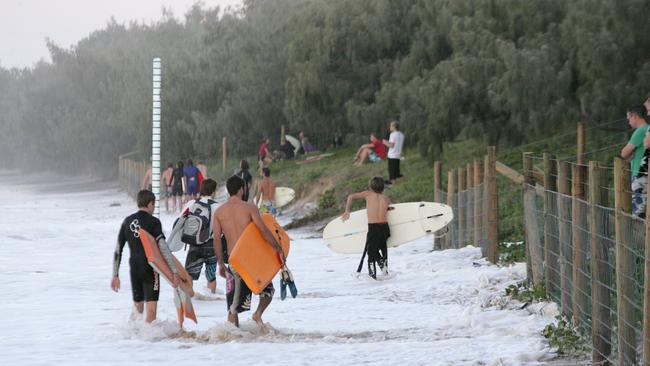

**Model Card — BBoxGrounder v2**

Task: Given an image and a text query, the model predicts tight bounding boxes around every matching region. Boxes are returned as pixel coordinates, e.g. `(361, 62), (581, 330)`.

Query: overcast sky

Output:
(0, 0), (242, 69)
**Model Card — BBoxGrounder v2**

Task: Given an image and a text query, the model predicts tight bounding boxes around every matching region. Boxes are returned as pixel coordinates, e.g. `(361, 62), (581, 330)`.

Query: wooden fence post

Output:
(467, 163), (474, 245)
(446, 170), (456, 250)
(281, 125), (286, 144)
(486, 146), (498, 263)
(577, 122), (585, 166)
(474, 159), (484, 249)
(572, 163), (589, 326)
(590, 161), (611, 363)
(433, 161), (442, 250)
(557, 160), (573, 318)
(433, 161), (441, 203)
(458, 168), (466, 248)
(523, 152), (542, 284)
(222, 137), (227, 172)
(544, 153), (559, 298)
(614, 157), (635, 365)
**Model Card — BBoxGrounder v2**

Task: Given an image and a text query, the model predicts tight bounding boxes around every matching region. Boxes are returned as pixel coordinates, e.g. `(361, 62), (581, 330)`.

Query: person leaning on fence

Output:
(632, 128), (650, 217)
(621, 104), (649, 216)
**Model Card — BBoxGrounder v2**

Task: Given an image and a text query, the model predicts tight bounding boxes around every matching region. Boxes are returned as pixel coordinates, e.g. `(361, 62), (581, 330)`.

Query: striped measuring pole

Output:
(152, 57), (162, 218)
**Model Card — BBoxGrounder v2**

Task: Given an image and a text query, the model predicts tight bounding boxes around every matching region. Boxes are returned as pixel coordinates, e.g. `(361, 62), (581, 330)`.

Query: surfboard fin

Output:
(178, 288), (197, 323)
(174, 288), (184, 328)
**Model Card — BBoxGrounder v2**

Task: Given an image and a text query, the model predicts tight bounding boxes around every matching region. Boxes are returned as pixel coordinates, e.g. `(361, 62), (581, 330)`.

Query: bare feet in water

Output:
(252, 312), (268, 333)
(207, 280), (216, 294)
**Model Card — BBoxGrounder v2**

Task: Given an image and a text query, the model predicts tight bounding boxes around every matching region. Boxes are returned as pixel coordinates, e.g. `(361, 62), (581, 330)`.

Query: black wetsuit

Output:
(235, 169), (253, 202)
(114, 210), (165, 302)
(171, 167), (184, 196)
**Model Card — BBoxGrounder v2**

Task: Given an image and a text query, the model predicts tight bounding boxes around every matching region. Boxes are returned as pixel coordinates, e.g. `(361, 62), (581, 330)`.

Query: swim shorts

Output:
(226, 266), (275, 314)
(184, 239), (217, 282)
(369, 152), (381, 163)
(259, 200), (277, 216)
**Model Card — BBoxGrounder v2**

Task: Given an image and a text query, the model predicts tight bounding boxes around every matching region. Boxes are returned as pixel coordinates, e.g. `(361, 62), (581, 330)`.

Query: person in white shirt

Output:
(382, 121), (405, 185)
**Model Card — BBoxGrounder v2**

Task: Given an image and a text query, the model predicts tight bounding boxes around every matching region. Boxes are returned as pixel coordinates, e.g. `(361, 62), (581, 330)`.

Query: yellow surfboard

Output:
(229, 214), (290, 294)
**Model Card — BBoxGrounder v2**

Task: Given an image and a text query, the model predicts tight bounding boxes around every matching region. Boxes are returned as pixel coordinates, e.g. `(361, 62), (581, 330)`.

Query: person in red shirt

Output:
(353, 132), (386, 166)
(258, 137), (273, 165)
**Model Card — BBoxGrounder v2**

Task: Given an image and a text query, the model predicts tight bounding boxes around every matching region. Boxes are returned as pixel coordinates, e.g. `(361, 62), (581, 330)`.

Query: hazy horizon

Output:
(0, 0), (242, 69)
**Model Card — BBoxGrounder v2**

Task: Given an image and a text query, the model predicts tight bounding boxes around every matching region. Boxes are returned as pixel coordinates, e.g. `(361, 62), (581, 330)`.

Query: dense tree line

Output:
(1, 0), (649, 176)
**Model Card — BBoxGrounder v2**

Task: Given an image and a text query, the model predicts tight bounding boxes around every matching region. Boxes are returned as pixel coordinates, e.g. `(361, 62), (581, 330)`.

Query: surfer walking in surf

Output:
(255, 167), (277, 216)
(342, 177), (391, 279)
(111, 189), (180, 322)
(181, 178), (220, 294)
(213, 175), (285, 329)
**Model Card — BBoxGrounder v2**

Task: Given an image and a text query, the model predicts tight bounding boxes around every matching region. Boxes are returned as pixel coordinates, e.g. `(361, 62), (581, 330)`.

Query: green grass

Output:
(201, 126), (625, 247)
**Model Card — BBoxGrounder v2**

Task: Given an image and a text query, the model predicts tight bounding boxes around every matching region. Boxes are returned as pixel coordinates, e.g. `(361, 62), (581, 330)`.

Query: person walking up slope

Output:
(342, 177), (391, 279)
(255, 167), (277, 216)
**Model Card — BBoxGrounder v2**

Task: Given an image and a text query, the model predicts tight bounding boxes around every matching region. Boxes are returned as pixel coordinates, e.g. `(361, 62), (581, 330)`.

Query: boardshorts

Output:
(129, 257), (160, 302)
(184, 239), (217, 282)
(226, 265), (275, 314)
(259, 200), (277, 216)
(369, 152), (382, 163)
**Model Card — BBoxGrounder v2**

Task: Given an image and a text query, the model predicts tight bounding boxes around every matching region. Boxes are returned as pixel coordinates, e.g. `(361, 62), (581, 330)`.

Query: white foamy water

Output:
(0, 173), (558, 365)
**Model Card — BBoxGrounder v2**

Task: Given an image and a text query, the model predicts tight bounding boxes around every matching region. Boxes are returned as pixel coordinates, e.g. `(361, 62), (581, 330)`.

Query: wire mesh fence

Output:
(437, 149), (650, 365)
(521, 155), (650, 365)
(118, 156), (148, 199)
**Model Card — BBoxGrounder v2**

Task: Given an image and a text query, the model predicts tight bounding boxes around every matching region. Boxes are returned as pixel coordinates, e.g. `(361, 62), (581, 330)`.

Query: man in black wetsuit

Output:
(111, 190), (180, 322)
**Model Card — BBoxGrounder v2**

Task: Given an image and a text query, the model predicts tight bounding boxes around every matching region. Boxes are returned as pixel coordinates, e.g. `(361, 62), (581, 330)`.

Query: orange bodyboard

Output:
(139, 229), (194, 297)
(229, 214), (290, 294)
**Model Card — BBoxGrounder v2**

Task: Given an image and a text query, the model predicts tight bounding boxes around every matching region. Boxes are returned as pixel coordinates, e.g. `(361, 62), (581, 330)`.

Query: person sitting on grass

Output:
(353, 132), (387, 166)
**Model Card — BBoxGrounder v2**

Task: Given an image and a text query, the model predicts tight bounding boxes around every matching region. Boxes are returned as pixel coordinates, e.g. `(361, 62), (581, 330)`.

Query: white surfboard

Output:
(285, 135), (301, 154)
(323, 202), (453, 254)
(256, 186), (296, 208)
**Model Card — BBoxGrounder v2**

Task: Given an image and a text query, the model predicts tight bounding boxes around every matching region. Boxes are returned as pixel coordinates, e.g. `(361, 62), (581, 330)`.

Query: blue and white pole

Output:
(152, 57), (162, 218)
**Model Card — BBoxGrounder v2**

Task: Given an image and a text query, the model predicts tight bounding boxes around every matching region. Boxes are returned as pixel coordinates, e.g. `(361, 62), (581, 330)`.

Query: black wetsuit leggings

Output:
(366, 223), (390, 277)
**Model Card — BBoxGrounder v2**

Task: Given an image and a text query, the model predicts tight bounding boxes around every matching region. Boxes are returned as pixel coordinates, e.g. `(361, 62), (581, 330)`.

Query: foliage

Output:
(505, 280), (548, 303)
(318, 189), (336, 210)
(1, 0), (649, 177)
(499, 241), (526, 264)
(542, 316), (589, 356)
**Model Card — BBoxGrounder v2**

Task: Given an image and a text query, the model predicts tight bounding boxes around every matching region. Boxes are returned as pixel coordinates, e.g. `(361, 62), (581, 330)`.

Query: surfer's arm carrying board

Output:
(212, 213), (227, 279)
(251, 208), (286, 262)
(342, 191), (369, 221)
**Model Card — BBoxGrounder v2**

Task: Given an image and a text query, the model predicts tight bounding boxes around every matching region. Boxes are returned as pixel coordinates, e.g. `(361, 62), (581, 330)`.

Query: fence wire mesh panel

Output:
(618, 212), (645, 365)
(481, 183), (489, 257)
(592, 204), (616, 364)
(557, 191), (574, 319)
(458, 188), (467, 247)
(572, 198), (592, 334)
(544, 190), (561, 305)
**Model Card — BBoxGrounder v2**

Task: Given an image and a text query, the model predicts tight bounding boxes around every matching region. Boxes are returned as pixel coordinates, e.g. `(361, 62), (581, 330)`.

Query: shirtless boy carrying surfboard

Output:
(213, 175), (286, 328)
(255, 167), (277, 216)
(342, 177), (391, 279)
